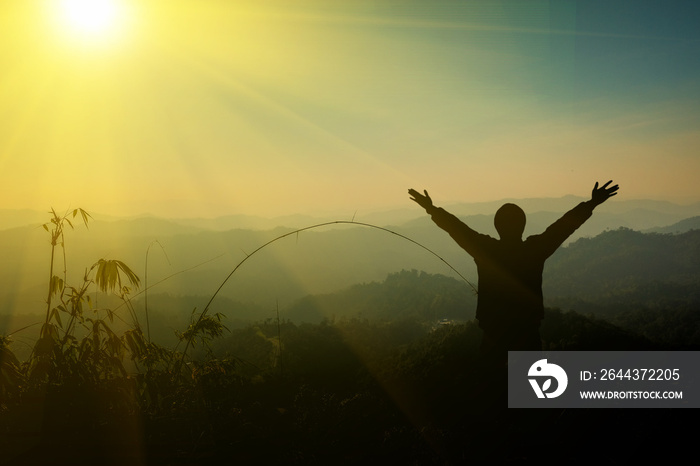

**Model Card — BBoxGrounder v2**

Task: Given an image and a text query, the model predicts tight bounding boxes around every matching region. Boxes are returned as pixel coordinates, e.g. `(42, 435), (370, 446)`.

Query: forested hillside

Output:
(546, 228), (700, 301)
(272, 227), (700, 345)
(2, 223), (697, 463)
(544, 228), (700, 346)
(283, 269), (476, 323)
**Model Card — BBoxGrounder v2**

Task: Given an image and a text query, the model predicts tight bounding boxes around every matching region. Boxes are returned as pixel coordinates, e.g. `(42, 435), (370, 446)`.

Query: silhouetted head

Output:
(494, 203), (526, 241)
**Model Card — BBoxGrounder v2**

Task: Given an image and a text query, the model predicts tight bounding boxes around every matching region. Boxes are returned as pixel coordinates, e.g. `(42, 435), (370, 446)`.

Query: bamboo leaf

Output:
(124, 331), (138, 356)
(50, 307), (63, 328)
(95, 259), (141, 293)
(116, 260), (141, 289)
(34, 336), (55, 357)
(110, 356), (127, 377)
(79, 208), (92, 228)
(49, 275), (64, 296)
(110, 260), (119, 290)
(102, 321), (118, 339)
(79, 338), (92, 361)
(92, 320), (101, 351)
(0, 345), (21, 371)
(40, 322), (59, 340)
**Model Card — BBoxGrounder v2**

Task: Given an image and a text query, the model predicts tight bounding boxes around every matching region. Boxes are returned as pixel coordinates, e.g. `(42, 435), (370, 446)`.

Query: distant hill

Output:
(168, 213), (336, 231)
(279, 265), (697, 347)
(3, 198), (700, 322)
(544, 228), (700, 343)
(645, 216), (700, 234)
(4, 196), (700, 232)
(0, 209), (51, 230)
(5, 225), (698, 348)
(283, 269), (475, 323)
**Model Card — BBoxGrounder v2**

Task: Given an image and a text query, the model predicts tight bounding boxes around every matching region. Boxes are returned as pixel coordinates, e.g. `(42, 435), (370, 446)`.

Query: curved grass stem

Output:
(171, 220), (476, 374)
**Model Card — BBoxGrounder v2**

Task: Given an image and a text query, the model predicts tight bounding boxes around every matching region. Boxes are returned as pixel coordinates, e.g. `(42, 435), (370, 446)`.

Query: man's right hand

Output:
(408, 189), (434, 210)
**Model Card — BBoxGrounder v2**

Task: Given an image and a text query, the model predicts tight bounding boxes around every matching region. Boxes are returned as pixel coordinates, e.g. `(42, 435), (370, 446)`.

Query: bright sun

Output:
(56, 0), (122, 41)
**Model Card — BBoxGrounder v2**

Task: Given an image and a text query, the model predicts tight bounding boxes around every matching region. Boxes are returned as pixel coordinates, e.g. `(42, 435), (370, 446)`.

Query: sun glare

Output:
(56, 0), (122, 41)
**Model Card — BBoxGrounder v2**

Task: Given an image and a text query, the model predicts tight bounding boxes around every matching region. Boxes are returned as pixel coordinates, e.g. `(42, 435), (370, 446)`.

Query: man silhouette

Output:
(408, 181), (619, 359)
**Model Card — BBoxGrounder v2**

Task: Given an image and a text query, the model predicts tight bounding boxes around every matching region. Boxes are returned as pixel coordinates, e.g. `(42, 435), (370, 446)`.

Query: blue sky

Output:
(1, 0), (699, 217)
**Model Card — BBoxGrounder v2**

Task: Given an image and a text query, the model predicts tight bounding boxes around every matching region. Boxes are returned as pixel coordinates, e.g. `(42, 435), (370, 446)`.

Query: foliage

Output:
(610, 306), (700, 347)
(546, 228), (700, 303)
(0, 213), (697, 464)
(4, 210), (201, 424)
(285, 269), (476, 323)
(0, 335), (22, 405)
(540, 308), (656, 350)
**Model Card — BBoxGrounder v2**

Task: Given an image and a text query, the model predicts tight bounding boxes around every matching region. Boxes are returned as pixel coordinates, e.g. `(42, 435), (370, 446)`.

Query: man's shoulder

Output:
(522, 233), (554, 251)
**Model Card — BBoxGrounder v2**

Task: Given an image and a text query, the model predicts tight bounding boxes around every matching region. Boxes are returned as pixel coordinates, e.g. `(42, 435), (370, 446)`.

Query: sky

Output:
(1, 0), (699, 218)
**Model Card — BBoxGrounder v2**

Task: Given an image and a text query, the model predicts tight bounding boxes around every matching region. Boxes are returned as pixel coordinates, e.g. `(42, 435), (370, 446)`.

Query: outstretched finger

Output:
(602, 180), (613, 188)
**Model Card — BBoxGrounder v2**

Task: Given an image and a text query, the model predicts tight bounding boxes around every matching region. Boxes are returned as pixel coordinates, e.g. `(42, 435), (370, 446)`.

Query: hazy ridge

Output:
(1, 196), (699, 324)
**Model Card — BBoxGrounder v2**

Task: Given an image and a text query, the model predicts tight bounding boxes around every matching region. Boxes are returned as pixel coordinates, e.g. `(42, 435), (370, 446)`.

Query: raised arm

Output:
(408, 188), (487, 256)
(537, 180), (620, 257)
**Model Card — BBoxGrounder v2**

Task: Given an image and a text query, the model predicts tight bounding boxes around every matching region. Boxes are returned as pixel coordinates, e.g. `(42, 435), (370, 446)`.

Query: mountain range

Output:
(1, 196), (699, 324)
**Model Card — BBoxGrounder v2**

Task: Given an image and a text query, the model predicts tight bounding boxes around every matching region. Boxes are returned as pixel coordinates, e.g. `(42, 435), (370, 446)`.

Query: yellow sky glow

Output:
(0, 1), (698, 218)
